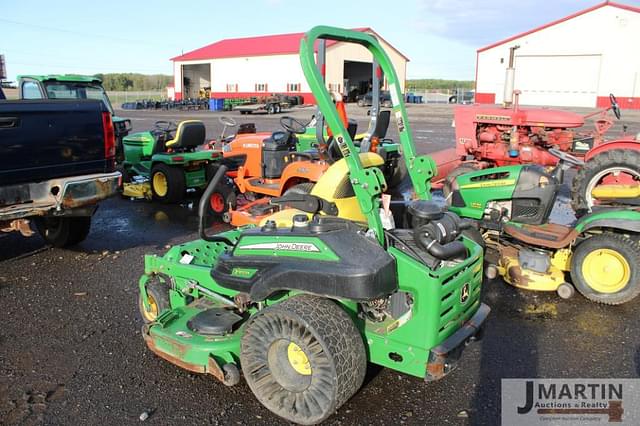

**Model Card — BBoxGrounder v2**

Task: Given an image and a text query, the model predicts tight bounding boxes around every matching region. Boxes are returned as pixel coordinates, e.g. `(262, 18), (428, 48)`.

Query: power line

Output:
(8, 61), (170, 74)
(0, 18), (183, 49)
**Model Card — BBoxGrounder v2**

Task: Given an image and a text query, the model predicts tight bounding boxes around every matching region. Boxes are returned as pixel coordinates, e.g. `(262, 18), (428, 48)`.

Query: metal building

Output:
(170, 28), (408, 103)
(475, 1), (640, 109)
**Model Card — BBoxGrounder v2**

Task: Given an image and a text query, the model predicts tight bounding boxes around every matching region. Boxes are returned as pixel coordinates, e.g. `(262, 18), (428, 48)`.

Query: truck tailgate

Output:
(0, 100), (112, 185)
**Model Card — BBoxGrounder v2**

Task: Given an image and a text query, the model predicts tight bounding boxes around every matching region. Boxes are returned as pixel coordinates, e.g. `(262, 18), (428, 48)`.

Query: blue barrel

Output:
(416, 95), (423, 104)
(209, 98), (225, 111)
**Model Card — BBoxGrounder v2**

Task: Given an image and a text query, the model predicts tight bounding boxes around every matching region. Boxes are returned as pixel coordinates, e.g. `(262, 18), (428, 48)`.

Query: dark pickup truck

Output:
(0, 96), (121, 247)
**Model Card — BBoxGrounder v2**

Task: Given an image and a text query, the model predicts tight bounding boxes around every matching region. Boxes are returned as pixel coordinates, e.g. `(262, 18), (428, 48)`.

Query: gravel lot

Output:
(1, 103), (639, 425)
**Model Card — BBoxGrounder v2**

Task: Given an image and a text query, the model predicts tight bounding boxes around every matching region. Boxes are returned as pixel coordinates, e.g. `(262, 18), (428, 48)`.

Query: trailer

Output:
(234, 96), (289, 114)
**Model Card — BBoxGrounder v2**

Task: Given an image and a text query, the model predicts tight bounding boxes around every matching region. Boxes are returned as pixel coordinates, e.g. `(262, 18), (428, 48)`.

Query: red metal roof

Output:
(171, 27), (409, 61)
(477, 1), (640, 53)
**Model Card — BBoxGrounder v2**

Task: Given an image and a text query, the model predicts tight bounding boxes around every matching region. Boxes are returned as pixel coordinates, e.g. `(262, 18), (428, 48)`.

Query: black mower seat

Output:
(372, 110), (391, 139)
(211, 217), (397, 302)
(165, 120), (206, 149)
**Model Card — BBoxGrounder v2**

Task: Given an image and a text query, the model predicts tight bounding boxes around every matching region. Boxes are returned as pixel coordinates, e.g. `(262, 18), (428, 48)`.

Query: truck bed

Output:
(0, 99), (114, 186)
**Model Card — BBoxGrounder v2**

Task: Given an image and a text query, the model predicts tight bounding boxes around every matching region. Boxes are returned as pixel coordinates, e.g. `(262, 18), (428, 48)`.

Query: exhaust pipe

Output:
(503, 45), (520, 107)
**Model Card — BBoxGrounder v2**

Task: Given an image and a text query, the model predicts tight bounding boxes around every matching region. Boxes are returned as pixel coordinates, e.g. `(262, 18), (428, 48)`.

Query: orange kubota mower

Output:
(215, 104), (353, 226)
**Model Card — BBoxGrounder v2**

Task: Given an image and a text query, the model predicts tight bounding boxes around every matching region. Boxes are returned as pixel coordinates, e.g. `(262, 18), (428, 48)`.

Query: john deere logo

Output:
(460, 283), (470, 304)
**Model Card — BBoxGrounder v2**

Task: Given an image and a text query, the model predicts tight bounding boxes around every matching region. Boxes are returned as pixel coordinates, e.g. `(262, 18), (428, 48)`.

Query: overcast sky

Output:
(2, 0), (638, 82)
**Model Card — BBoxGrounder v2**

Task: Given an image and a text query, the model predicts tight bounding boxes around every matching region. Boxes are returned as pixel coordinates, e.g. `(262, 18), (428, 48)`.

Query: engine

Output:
(468, 123), (574, 167)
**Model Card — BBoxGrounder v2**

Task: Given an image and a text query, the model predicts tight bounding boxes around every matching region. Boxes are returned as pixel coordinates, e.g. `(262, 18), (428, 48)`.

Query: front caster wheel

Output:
(138, 279), (171, 323)
(556, 283), (575, 299)
(240, 295), (366, 425)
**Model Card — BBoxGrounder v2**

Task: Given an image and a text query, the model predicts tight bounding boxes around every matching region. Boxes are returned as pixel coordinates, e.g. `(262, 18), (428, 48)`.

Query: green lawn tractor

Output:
(446, 149), (640, 304)
(18, 74), (131, 160)
(121, 120), (223, 203)
(138, 26), (489, 424)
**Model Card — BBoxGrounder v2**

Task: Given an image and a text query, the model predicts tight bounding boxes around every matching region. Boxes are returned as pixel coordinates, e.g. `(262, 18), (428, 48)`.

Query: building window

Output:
(226, 83), (238, 92)
(328, 83), (341, 94)
(255, 83), (268, 92)
(287, 83), (301, 92)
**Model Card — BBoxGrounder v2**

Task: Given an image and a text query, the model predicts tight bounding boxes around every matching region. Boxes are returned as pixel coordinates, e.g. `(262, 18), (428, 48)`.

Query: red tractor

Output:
(450, 92), (640, 214)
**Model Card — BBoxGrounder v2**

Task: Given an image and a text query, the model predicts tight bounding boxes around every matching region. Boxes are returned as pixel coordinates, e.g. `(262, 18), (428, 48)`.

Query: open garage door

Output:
(182, 63), (211, 99)
(344, 60), (372, 102)
(515, 54), (601, 107)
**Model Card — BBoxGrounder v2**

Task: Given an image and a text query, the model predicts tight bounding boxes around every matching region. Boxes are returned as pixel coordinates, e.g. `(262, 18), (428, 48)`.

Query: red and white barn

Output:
(170, 28), (409, 103)
(475, 1), (640, 109)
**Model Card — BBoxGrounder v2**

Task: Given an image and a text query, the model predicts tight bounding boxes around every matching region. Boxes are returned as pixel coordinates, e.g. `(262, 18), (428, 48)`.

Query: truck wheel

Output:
(138, 279), (171, 323)
(274, 104), (281, 114)
(442, 164), (477, 201)
(267, 104), (275, 114)
(570, 233), (640, 305)
(571, 149), (640, 216)
(241, 295), (366, 425)
(151, 164), (186, 203)
(35, 216), (92, 248)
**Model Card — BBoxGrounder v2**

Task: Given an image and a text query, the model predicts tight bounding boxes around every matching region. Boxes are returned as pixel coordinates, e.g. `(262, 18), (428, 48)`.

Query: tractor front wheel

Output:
(570, 233), (640, 305)
(240, 295), (366, 425)
(206, 164), (237, 216)
(571, 149), (640, 216)
(151, 164), (186, 203)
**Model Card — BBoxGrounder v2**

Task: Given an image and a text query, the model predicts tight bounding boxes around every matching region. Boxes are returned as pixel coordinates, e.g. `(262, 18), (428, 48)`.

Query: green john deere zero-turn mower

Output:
(445, 148), (640, 304)
(121, 120), (223, 203)
(138, 27), (489, 424)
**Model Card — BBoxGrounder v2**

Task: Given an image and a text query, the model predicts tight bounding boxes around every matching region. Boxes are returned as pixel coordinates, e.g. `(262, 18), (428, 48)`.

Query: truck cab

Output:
(18, 74), (131, 158)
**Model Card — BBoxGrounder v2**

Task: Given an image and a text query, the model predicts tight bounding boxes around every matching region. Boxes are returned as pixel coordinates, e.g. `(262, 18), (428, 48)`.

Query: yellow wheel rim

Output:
(142, 293), (159, 322)
(152, 172), (168, 197)
(287, 342), (311, 375)
(582, 248), (630, 293)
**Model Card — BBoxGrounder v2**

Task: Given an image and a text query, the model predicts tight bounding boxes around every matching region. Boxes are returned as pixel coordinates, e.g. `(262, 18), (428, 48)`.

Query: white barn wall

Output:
(171, 30), (408, 102)
(476, 4), (640, 108)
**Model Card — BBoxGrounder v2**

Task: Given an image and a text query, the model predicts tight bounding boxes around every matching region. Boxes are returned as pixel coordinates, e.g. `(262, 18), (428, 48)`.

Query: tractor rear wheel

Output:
(570, 233), (640, 305)
(151, 163), (186, 203)
(442, 164), (478, 202)
(240, 295), (366, 425)
(138, 279), (171, 323)
(571, 149), (640, 216)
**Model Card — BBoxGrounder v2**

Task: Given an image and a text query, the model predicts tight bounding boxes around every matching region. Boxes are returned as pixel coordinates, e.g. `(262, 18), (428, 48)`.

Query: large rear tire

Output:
(240, 295), (366, 425)
(571, 149), (640, 216)
(570, 233), (640, 305)
(151, 163), (186, 203)
(35, 216), (92, 248)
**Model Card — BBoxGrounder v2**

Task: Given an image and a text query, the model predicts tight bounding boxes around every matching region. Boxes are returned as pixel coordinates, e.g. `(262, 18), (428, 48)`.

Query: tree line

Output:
(406, 79), (474, 91)
(95, 73), (172, 91)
